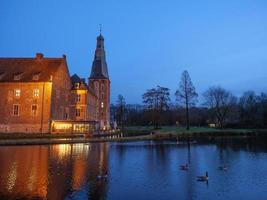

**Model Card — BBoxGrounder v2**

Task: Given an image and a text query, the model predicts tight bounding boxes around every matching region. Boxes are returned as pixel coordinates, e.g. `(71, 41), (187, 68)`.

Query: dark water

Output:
(0, 139), (267, 200)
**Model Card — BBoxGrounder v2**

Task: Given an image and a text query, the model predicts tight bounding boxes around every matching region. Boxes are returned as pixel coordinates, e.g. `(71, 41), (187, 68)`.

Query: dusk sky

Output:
(1, 0), (267, 104)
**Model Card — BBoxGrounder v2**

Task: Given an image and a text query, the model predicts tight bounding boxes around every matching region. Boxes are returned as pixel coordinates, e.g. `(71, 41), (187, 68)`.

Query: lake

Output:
(0, 139), (267, 200)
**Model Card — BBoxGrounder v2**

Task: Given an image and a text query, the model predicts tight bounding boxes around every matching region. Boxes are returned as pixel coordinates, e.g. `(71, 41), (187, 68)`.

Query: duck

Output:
(97, 171), (108, 180)
(218, 165), (228, 171)
(197, 171), (209, 181)
(180, 164), (189, 170)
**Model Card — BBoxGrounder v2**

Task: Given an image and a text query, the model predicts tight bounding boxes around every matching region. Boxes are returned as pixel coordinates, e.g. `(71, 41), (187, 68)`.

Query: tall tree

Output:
(239, 91), (258, 126)
(203, 86), (237, 128)
(142, 86), (170, 129)
(175, 70), (198, 130)
(116, 95), (126, 130)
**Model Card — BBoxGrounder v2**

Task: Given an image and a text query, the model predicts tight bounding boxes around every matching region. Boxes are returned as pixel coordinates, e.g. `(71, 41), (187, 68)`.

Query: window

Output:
(14, 73), (22, 80)
(94, 82), (99, 91)
(13, 104), (19, 116)
(33, 73), (40, 81)
(76, 94), (81, 102)
(56, 89), (60, 99)
(75, 83), (80, 89)
(0, 72), (4, 80)
(65, 108), (69, 119)
(31, 105), (37, 116)
(76, 108), (81, 117)
(33, 89), (39, 97)
(14, 89), (21, 97)
(101, 93), (104, 99)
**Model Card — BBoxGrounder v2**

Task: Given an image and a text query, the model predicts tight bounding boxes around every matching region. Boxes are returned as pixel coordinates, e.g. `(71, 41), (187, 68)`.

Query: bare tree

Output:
(203, 86), (237, 128)
(175, 70), (198, 130)
(116, 94), (126, 130)
(142, 86), (170, 129)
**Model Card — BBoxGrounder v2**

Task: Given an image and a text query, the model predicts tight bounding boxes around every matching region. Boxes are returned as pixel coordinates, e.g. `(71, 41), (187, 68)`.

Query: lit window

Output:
(31, 105), (37, 116)
(101, 102), (104, 108)
(33, 89), (39, 97)
(75, 83), (80, 89)
(77, 94), (81, 102)
(14, 89), (21, 97)
(76, 108), (81, 117)
(13, 104), (19, 116)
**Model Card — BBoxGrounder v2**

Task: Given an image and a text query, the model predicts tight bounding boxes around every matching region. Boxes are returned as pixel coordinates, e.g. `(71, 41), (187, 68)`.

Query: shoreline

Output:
(0, 131), (267, 146)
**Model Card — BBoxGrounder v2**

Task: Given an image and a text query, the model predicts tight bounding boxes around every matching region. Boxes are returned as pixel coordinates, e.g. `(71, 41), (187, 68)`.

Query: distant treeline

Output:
(111, 71), (267, 129)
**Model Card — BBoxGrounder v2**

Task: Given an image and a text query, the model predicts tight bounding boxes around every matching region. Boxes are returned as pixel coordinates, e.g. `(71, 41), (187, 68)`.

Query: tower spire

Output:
(89, 31), (109, 79)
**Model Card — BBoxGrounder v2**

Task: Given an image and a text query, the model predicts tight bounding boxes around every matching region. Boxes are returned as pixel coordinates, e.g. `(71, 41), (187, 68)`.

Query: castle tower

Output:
(89, 33), (110, 130)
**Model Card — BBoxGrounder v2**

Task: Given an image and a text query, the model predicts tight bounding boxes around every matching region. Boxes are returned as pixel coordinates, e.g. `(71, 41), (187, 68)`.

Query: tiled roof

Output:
(71, 74), (96, 97)
(0, 54), (65, 82)
(90, 34), (109, 79)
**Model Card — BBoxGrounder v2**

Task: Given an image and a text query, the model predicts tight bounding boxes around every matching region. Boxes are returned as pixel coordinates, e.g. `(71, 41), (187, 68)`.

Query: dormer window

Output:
(14, 73), (22, 81)
(0, 72), (4, 80)
(33, 72), (41, 81)
(75, 83), (80, 89)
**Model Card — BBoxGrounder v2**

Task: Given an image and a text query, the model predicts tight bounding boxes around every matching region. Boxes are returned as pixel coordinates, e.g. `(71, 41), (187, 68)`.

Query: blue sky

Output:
(1, 0), (267, 103)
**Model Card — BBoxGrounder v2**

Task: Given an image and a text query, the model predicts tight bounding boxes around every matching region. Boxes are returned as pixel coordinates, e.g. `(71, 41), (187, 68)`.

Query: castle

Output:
(0, 33), (110, 134)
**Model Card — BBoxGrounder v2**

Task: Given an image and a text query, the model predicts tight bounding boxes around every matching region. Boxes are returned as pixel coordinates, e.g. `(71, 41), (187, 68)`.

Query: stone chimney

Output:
(36, 53), (44, 59)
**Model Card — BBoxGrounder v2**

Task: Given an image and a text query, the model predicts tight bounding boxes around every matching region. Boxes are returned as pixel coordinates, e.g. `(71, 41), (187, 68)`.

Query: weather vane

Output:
(99, 24), (102, 35)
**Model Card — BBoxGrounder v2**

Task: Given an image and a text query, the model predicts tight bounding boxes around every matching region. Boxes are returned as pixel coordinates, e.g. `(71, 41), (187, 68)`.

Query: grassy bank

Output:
(123, 126), (266, 135)
(0, 126), (266, 146)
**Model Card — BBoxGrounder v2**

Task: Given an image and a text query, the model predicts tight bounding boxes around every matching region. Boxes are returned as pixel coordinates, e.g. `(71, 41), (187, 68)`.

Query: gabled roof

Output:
(0, 54), (66, 82)
(71, 74), (89, 90)
(89, 34), (109, 79)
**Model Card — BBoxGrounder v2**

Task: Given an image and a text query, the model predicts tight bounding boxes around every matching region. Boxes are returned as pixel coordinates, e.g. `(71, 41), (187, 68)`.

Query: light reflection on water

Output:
(0, 139), (266, 200)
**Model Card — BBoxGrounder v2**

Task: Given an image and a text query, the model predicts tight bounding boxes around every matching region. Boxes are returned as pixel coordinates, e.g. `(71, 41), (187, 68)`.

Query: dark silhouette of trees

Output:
(142, 86), (170, 129)
(239, 91), (258, 127)
(116, 94), (126, 130)
(110, 86), (266, 129)
(203, 86), (237, 128)
(238, 91), (267, 128)
(175, 70), (198, 130)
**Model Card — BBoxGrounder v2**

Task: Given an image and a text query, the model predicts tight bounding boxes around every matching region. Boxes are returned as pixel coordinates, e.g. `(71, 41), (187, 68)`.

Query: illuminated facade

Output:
(0, 34), (111, 133)
(89, 34), (110, 130)
(0, 54), (71, 133)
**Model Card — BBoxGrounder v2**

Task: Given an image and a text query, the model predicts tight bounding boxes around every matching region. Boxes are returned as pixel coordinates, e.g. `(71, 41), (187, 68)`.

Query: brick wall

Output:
(0, 82), (52, 133)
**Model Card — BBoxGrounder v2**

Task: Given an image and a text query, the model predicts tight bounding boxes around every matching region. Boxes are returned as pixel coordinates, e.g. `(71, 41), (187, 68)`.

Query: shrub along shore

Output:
(0, 127), (266, 146)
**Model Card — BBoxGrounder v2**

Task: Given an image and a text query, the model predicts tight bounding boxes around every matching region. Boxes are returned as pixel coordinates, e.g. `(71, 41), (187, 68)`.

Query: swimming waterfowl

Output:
(218, 165), (228, 171)
(97, 171), (108, 180)
(197, 171), (209, 181)
(180, 164), (189, 170)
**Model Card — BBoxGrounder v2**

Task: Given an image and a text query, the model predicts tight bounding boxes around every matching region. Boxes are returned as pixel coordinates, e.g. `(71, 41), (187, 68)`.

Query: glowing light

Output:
(33, 89), (39, 97)
(57, 144), (72, 158)
(6, 162), (17, 192)
(54, 123), (72, 130)
(14, 89), (20, 97)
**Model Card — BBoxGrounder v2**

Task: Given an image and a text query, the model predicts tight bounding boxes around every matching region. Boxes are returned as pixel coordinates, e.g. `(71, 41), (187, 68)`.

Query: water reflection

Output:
(0, 139), (267, 200)
(0, 143), (110, 200)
